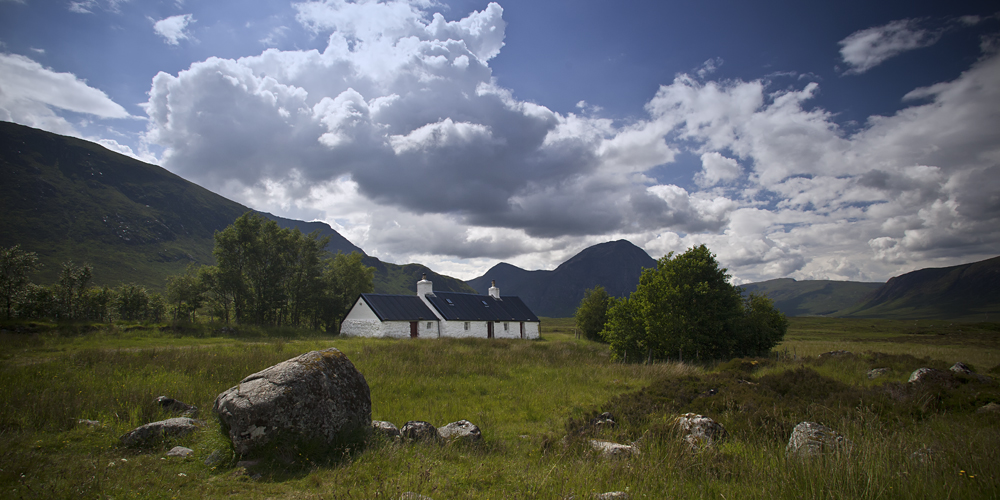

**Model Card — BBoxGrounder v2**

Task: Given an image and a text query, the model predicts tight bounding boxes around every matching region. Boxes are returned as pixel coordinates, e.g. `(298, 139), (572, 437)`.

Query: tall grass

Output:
(1, 319), (998, 498)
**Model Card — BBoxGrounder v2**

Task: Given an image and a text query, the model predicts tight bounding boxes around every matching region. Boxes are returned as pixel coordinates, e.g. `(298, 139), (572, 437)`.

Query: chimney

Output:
(417, 273), (433, 297)
(488, 279), (500, 299)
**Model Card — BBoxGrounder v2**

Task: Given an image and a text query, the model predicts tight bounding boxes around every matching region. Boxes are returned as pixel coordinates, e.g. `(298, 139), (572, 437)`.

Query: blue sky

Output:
(1, 0), (998, 283)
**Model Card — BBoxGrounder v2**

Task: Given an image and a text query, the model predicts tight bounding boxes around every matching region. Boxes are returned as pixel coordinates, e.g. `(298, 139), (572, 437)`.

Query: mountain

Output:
(467, 240), (658, 318)
(840, 256), (1000, 321)
(740, 279), (883, 317)
(0, 121), (472, 294)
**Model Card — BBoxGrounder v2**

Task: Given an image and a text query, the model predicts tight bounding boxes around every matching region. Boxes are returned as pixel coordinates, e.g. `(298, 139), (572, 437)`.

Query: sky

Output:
(1, 0), (999, 284)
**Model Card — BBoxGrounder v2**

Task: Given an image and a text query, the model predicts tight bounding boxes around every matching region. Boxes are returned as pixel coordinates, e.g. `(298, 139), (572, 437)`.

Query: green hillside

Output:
(840, 255), (1000, 321)
(0, 121), (247, 289)
(740, 278), (882, 317)
(0, 121), (473, 294)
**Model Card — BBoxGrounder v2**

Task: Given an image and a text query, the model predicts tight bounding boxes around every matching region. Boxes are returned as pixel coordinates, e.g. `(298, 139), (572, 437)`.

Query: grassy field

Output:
(1, 317), (998, 499)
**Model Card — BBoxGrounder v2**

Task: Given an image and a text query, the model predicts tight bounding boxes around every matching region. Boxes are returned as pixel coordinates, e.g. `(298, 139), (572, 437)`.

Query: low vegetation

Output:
(1, 317), (998, 498)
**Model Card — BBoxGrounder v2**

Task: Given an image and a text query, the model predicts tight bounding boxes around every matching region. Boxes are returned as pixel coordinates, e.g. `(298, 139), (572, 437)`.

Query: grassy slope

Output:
(0, 121), (247, 289)
(0, 121), (475, 295)
(1, 318), (998, 498)
(840, 256), (1000, 321)
(740, 278), (882, 317)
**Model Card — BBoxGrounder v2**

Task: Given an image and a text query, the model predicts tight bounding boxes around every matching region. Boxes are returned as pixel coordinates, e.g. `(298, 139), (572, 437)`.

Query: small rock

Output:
(867, 367), (890, 379)
(977, 402), (1000, 414)
(589, 440), (639, 458)
(400, 421), (440, 442)
(203, 449), (226, 466)
(166, 446), (194, 458)
(908, 367), (946, 383)
(437, 420), (482, 443)
(372, 420), (401, 439)
(594, 493), (631, 500)
(77, 419), (102, 427)
(590, 412), (616, 429)
(156, 396), (198, 417)
(119, 417), (205, 448)
(910, 446), (934, 463)
(786, 422), (851, 458)
(819, 350), (853, 358)
(676, 413), (727, 450)
(400, 493), (433, 500)
(950, 362), (973, 375)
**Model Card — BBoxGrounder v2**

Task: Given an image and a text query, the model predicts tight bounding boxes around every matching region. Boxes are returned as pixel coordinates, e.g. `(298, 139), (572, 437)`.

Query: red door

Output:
(487, 322), (494, 339)
(410, 322), (418, 338)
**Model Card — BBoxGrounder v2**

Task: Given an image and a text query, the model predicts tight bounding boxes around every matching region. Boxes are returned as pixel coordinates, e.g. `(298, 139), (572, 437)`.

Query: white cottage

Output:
(340, 275), (540, 339)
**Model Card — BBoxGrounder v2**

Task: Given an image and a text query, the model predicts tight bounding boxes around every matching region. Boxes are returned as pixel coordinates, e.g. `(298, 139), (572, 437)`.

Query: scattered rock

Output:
(77, 419), (102, 427)
(589, 440), (639, 458)
(590, 412), (616, 429)
(157, 396), (198, 417)
(676, 413), (727, 450)
(950, 362), (973, 375)
(400, 493), (433, 500)
(698, 388), (718, 398)
(594, 492), (631, 500)
(400, 421), (440, 442)
(204, 449), (226, 466)
(736, 379), (756, 385)
(867, 367), (890, 379)
(213, 348), (372, 457)
(372, 420), (401, 439)
(438, 420), (482, 443)
(910, 446), (934, 464)
(119, 417), (205, 448)
(977, 402), (1000, 414)
(786, 422), (851, 458)
(166, 446), (194, 458)
(908, 367), (947, 384)
(819, 350), (853, 358)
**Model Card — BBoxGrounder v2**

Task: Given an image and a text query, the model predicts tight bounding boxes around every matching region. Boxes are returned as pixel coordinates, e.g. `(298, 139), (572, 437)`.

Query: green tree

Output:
(318, 252), (374, 332)
(115, 283), (150, 322)
(601, 245), (787, 362)
(166, 265), (206, 322)
(56, 261), (92, 320)
(575, 285), (610, 341)
(0, 245), (40, 319)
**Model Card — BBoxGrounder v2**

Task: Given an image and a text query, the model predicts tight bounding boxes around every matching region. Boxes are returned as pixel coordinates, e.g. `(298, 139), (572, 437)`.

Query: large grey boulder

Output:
(213, 348), (371, 457)
(786, 422), (851, 458)
(119, 417), (204, 447)
(950, 362), (973, 375)
(676, 413), (727, 450)
(438, 420), (482, 443)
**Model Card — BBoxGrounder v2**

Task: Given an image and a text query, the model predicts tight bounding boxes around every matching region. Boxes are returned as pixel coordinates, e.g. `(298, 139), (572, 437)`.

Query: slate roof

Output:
(424, 292), (540, 322)
(359, 294), (439, 321)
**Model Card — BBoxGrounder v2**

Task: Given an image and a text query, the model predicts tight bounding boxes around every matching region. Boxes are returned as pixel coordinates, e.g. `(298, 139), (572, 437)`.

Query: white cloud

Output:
(153, 14), (195, 46)
(0, 53), (130, 136)
(838, 19), (940, 75)
(696, 152), (741, 187)
(139, 2), (1000, 283)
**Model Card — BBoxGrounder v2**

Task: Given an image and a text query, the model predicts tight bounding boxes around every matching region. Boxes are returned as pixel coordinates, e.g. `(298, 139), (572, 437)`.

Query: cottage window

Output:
(464, 322), (470, 330)
(504, 322), (509, 330)
(426, 322), (432, 329)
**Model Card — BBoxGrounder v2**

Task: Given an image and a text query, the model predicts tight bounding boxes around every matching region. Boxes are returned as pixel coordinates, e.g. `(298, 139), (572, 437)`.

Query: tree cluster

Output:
(169, 212), (373, 331)
(1, 248), (166, 322)
(1, 212), (374, 331)
(594, 245), (787, 362)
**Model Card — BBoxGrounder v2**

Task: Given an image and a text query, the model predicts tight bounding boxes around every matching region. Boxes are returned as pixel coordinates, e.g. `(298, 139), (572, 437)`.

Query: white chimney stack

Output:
(417, 273), (433, 297)
(488, 279), (500, 299)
